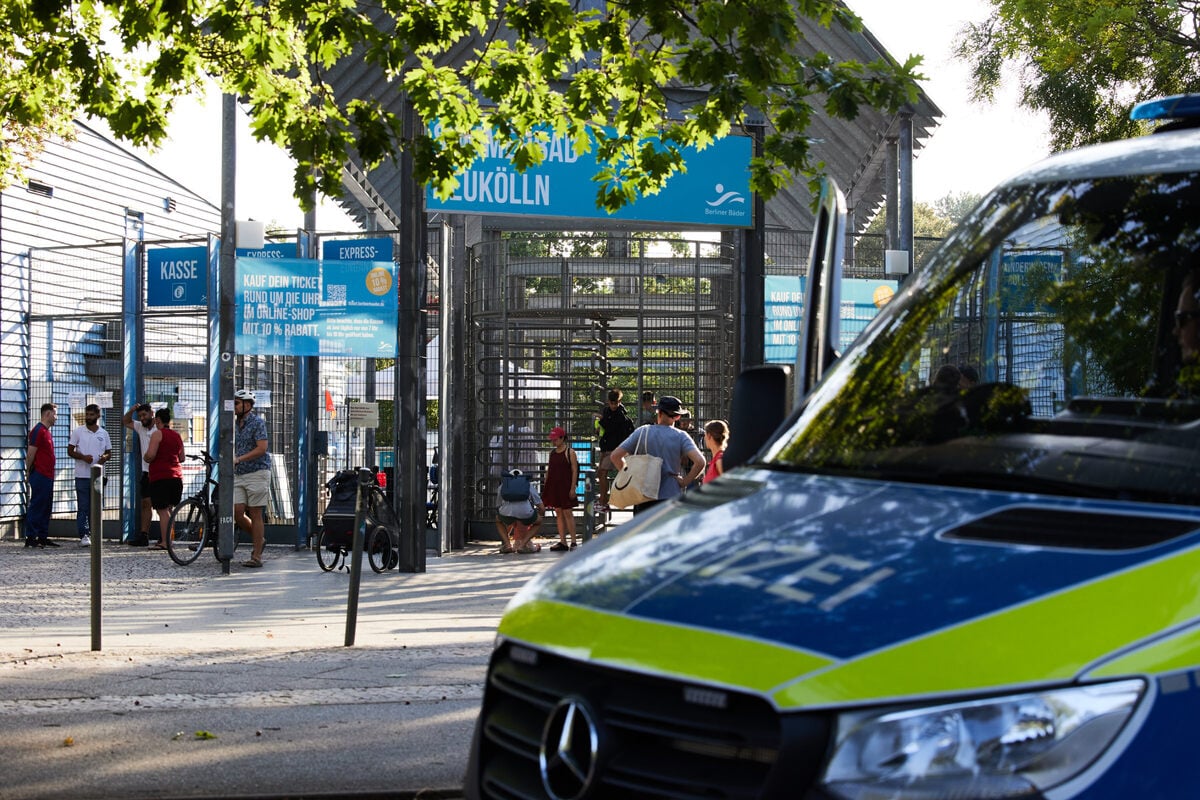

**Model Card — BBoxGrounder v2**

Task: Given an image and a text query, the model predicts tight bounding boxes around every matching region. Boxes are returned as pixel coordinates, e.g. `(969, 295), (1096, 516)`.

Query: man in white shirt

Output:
(122, 403), (155, 545)
(67, 403), (112, 546)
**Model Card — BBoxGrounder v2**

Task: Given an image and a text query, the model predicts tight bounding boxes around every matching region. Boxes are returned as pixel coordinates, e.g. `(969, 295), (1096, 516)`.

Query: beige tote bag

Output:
(610, 427), (662, 508)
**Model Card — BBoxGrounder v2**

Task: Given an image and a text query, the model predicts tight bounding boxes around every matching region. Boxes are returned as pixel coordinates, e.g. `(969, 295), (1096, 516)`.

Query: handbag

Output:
(610, 427), (662, 508)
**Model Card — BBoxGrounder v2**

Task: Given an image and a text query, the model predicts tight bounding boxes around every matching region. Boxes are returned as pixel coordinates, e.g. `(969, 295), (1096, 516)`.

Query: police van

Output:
(464, 96), (1200, 799)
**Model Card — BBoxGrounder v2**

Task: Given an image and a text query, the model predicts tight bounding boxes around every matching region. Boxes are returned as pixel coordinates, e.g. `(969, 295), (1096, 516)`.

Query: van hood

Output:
(497, 470), (1200, 709)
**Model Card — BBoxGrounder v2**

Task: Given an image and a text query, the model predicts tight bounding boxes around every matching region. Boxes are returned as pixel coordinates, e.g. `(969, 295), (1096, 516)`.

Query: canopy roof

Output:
(326, 7), (941, 235)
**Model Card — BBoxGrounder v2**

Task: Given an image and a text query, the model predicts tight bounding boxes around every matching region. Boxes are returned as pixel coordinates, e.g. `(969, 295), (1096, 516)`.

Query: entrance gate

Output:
(463, 234), (737, 531)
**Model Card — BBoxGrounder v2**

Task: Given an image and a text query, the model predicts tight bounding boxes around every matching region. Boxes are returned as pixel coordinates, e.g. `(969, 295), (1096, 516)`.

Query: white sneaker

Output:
(80, 535), (91, 547)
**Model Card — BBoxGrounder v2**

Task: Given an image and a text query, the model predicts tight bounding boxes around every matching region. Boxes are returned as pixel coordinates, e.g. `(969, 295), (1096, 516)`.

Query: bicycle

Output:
(316, 469), (399, 573)
(167, 452), (243, 566)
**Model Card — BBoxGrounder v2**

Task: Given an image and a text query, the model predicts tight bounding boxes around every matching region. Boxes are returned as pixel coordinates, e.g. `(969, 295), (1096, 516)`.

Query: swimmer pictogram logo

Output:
(706, 183), (746, 207)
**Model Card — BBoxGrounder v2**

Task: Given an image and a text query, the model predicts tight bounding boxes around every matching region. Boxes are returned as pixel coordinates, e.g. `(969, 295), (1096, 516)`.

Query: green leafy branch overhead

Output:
(2, 0), (923, 212)
(956, 0), (1200, 151)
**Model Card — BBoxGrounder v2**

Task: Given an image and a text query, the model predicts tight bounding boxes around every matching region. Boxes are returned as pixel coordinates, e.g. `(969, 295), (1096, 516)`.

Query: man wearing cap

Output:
(233, 389), (270, 568)
(610, 395), (705, 515)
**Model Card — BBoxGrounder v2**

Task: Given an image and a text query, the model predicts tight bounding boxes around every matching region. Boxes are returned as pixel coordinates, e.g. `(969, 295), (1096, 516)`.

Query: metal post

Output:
(89, 464), (102, 651)
(885, 135), (899, 251)
(396, 95), (427, 572)
(897, 112), (915, 280)
(344, 467), (372, 646)
(581, 469), (595, 543)
(738, 123), (766, 371)
(297, 221), (319, 549)
(216, 93), (237, 573)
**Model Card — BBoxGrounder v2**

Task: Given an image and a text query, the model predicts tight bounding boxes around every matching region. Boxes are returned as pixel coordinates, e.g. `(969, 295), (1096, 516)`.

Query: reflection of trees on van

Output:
(1045, 176), (1200, 396)
(1044, 243), (1161, 396)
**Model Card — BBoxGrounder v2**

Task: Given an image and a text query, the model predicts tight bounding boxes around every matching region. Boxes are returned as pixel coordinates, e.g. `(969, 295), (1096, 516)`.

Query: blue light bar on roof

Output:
(1130, 94), (1200, 120)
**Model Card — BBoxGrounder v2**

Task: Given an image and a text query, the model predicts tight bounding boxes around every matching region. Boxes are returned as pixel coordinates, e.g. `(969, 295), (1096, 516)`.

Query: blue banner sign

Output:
(1000, 251), (1063, 314)
(147, 246), (207, 307)
(764, 276), (898, 363)
(321, 237), (393, 263)
(236, 257), (398, 357)
(425, 126), (753, 227)
(764, 276), (807, 364)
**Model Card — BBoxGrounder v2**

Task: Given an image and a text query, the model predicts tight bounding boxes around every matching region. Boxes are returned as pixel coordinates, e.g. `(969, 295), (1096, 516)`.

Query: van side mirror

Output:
(724, 364), (793, 471)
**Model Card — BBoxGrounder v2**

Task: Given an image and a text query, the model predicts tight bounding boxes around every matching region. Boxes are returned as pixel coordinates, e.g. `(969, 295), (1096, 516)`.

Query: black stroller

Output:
(317, 469), (399, 573)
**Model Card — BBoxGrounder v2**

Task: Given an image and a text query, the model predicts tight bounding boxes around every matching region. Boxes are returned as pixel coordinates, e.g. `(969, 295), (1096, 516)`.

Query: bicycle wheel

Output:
(316, 529), (342, 572)
(168, 499), (209, 566)
(367, 526), (395, 573)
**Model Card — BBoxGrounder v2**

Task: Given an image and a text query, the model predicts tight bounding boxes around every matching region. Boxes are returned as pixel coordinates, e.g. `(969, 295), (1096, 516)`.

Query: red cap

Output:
(548, 426), (566, 440)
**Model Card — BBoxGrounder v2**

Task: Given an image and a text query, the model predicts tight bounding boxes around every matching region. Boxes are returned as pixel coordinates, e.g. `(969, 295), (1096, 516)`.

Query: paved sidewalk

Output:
(0, 536), (565, 799)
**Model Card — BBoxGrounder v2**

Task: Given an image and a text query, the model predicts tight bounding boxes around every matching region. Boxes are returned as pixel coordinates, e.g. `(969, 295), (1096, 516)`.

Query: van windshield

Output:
(762, 172), (1200, 505)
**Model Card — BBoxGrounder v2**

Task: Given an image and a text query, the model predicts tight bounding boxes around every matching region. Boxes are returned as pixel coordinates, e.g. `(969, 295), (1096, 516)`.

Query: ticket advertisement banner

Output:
(235, 257), (397, 358)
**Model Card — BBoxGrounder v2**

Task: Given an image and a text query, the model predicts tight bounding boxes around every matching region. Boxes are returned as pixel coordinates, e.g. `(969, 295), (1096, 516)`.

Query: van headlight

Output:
(822, 679), (1145, 799)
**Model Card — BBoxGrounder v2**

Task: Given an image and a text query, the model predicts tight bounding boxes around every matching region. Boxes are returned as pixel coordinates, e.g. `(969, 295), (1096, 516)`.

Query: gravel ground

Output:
(0, 536), (247, 632)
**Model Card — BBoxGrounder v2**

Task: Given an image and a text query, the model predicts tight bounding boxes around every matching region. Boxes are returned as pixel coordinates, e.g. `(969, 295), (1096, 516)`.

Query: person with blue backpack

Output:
(495, 468), (544, 554)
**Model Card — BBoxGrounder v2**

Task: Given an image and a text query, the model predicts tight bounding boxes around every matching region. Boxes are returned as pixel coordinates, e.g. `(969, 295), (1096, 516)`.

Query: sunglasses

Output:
(1175, 309), (1200, 327)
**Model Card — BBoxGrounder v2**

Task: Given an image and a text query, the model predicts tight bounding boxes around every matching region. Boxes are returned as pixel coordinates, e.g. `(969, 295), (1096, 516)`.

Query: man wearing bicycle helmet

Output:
(233, 389), (270, 568)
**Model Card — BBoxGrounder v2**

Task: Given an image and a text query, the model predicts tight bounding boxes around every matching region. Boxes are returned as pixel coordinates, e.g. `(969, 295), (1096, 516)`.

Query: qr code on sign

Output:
(326, 284), (347, 305)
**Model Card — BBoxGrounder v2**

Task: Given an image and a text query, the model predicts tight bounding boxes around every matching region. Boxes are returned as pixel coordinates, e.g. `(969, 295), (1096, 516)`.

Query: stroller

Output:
(317, 469), (399, 573)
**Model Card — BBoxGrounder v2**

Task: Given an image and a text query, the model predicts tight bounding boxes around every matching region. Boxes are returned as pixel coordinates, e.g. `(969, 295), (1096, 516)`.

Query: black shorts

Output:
(140, 472), (151, 498)
(149, 478), (183, 510)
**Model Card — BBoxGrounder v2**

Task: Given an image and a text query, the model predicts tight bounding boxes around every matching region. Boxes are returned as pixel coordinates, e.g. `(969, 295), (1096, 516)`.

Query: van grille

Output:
(474, 641), (831, 799)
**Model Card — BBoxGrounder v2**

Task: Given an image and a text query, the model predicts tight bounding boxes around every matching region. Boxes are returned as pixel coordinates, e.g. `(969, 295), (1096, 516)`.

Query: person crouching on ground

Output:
(495, 469), (545, 554)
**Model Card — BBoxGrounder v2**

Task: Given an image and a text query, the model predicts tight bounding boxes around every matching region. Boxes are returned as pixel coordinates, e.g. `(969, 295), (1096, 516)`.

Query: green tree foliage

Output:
(864, 200), (956, 238)
(955, 0), (1200, 151)
(1, 0), (922, 210)
(933, 191), (983, 225)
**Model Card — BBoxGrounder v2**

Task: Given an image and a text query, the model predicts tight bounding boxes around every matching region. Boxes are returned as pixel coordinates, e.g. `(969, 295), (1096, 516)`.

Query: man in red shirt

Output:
(25, 402), (58, 548)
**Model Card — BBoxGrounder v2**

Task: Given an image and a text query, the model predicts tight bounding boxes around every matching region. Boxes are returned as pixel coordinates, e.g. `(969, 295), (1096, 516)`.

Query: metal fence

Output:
(14, 235), (360, 538)
(465, 233), (737, 523)
(21, 243), (128, 527)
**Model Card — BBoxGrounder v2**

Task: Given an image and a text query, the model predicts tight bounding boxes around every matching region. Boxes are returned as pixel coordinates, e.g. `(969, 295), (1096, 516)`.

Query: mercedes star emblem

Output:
(539, 697), (600, 800)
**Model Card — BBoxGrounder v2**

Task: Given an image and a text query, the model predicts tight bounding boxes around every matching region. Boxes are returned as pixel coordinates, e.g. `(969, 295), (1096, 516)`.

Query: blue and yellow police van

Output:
(465, 96), (1200, 799)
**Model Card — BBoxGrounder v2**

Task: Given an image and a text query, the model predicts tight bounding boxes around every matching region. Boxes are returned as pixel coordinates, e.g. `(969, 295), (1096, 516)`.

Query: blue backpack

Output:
(500, 473), (531, 501)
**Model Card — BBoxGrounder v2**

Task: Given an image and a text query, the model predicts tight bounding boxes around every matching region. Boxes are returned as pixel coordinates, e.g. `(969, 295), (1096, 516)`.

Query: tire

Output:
(367, 525), (395, 573)
(168, 499), (209, 566)
(316, 529), (342, 572)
